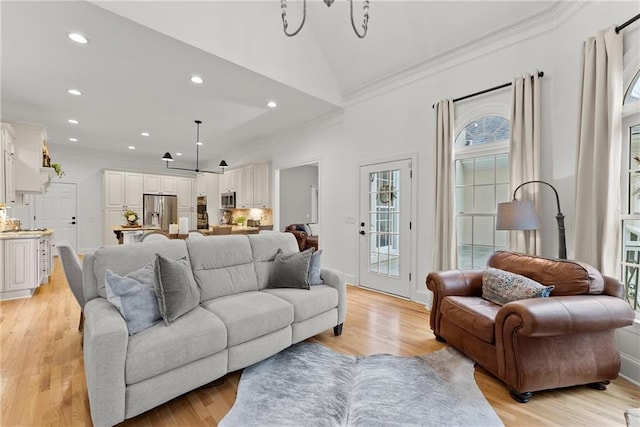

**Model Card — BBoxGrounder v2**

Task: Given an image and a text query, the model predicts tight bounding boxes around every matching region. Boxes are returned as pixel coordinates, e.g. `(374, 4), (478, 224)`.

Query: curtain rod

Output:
(431, 71), (544, 109)
(616, 13), (640, 33)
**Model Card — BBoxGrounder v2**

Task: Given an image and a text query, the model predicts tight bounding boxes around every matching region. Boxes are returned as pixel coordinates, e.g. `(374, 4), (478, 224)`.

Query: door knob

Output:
(359, 230), (366, 235)
(70, 221), (76, 225)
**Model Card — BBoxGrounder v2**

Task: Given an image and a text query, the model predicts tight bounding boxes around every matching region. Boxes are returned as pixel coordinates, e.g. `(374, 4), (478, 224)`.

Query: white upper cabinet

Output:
(160, 176), (176, 194)
(104, 170), (142, 209)
(196, 173), (206, 196)
(9, 122), (48, 193)
(252, 163), (271, 209)
(236, 165), (254, 209)
(144, 174), (177, 195)
(1, 123), (16, 204)
(176, 177), (192, 209)
(143, 174), (160, 193)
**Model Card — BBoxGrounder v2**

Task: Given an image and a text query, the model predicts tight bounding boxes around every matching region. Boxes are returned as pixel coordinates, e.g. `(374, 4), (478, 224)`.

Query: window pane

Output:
(454, 115), (510, 148)
(457, 244), (473, 270)
(475, 185), (495, 213)
(496, 154), (509, 183)
(456, 187), (473, 213)
(624, 70), (640, 105)
(456, 159), (474, 185)
(496, 184), (509, 204)
(622, 219), (640, 311)
(474, 156), (495, 185)
(457, 217), (472, 244)
(473, 217), (494, 246)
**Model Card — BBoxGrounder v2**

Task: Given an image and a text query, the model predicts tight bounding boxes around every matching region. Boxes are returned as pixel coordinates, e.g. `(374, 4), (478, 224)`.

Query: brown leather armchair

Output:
(426, 251), (635, 403)
(284, 224), (319, 251)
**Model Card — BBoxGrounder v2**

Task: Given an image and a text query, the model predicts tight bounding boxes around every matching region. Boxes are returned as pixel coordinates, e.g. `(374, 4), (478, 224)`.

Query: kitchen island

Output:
(202, 225), (271, 235)
(0, 228), (54, 300)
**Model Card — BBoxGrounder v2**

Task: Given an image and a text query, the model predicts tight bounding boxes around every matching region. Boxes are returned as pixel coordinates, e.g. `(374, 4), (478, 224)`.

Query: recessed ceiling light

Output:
(68, 119), (79, 124)
(128, 146), (136, 150)
(67, 89), (82, 96)
(141, 132), (150, 137)
(68, 32), (89, 44)
(190, 75), (204, 84)
(69, 138), (78, 142)
(267, 100), (277, 108)
(176, 153), (182, 156)
(196, 141), (203, 146)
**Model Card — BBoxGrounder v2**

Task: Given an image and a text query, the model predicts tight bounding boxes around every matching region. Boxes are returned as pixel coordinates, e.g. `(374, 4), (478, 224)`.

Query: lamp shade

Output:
(496, 200), (540, 230)
(219, 160), (228, 168)
(162, 152), (174, 162)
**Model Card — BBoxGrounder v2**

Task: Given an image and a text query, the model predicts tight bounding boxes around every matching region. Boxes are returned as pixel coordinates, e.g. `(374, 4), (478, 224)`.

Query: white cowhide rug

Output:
(220, 342), (503, 427)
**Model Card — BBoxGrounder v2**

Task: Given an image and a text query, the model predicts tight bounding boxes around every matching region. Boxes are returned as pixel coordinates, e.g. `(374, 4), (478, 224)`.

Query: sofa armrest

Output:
(496, 295), (636, 338)
(603, 275), (625, 299)
(426, 270), (483, 337)
(321, 267), (347, 325)
(83, 298), (129, 427)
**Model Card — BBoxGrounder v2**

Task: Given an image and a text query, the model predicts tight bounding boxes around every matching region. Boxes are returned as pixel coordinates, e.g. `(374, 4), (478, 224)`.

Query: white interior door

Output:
(35, 182), (78, 255)
(359, 160), (412, 298)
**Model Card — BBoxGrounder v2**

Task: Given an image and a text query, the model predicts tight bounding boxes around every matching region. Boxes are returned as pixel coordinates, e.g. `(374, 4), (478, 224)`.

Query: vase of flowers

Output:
(123, 209), (139, 227)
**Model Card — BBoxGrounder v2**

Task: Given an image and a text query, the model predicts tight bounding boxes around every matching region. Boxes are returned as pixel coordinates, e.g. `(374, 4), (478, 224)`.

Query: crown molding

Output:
(344, 1), (587, 107)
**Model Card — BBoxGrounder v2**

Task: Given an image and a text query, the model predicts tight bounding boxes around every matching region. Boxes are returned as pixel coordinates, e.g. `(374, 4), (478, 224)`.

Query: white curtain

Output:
(509, 72), (541, 255)
(573, 27), (623, 276)
(433, 99), (456, 270)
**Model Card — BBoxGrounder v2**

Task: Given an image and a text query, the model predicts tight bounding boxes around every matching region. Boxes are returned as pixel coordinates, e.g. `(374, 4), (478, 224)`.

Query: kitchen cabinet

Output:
(1, 123), (16, 204)
(236, 166), (254, 209)
(103, 170), (143, 246)
(219, 169), (238, 194)
(38, 234), (52, 284)
(10, 122), (50, 193)
(196, 173), (206, 196)
(3, 238), (37, 292)
(176, 177), (191, 209)
(104, 170), (143, 210)
(219, 163), (271, 209)
(144, 174), (177, 195)
(252, 163), (271, 209)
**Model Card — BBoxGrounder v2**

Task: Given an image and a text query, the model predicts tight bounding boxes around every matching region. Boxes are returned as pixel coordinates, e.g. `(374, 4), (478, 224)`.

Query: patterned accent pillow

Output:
(482, 267), (554, 306)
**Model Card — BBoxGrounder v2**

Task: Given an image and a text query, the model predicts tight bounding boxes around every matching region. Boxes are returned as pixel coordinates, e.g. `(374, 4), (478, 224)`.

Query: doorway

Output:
(35, 182), (78, 255)
(359, 159), (412, 298)
(279, 163), (319, 231)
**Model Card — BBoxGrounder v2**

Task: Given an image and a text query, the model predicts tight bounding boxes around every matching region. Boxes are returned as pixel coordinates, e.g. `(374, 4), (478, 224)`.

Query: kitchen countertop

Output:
(0, 228), (54, 240)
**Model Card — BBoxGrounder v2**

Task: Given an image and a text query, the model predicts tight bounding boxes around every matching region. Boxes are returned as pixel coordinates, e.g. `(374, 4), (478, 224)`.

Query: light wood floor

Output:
(1, 257), (638, 426)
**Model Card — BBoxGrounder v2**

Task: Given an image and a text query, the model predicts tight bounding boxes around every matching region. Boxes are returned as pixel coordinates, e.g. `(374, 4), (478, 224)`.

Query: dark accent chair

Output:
(426, 251), (635, 403)
(285, 224), (318, 251)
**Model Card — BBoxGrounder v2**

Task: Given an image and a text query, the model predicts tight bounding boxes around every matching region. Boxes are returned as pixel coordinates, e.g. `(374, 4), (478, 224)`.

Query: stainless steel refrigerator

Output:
(143, 194), (178, 230)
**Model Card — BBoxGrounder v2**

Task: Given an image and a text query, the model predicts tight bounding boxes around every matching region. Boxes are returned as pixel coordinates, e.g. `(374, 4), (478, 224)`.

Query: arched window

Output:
(621, 67), (640, 313)
(455, 115), (510, 269)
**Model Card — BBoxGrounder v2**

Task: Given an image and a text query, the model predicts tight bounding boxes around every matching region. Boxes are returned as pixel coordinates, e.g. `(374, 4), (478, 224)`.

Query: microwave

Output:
(221, 192), (236, 209)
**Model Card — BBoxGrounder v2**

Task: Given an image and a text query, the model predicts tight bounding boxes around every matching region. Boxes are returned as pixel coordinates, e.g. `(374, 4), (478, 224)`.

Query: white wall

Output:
(280, 164), (319, 230)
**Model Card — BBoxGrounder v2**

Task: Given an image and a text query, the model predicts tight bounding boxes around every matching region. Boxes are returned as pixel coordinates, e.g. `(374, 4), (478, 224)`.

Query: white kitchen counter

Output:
(0, 228), (54, 240)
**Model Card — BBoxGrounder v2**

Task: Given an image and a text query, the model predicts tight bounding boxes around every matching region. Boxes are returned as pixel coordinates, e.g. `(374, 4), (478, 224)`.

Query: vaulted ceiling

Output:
(1, 1), (561, 167)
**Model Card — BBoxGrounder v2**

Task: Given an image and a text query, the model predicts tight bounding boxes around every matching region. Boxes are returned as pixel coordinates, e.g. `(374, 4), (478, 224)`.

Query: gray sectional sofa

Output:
(82, 232), (346, 427)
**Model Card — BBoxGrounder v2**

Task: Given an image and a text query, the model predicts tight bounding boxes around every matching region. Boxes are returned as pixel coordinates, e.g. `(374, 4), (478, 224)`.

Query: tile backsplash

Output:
(223, 208), (272, 225)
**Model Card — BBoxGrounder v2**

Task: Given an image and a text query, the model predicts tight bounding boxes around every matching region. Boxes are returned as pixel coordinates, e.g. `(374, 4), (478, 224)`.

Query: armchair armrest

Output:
(284, 229), (307, 251)
(603, 275), (625, 299)
(426, 269), (483, 335)
(496, 295), (636, 338)
(321, 267), (347, 325)
(83, 298), (129, 427)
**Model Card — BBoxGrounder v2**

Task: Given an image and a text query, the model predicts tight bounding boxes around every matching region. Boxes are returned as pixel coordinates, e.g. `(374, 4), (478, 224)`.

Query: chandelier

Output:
(161, 120), (228, 174)
(281, 0), (370, 38)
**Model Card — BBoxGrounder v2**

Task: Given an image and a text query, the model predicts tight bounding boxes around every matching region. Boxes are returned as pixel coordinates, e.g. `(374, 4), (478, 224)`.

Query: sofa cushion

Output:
(487, 251), (604, 295)
(104, 266), (161, 335)
(440, 296), (499, 344)
(92, 240), (189, 299)
(125, 307), (227, 385)
(154, 255), (201, 325)
(187, 235), (259, 302)
(482, 267), (554, 306)
(268, 248), (314, 289)
(263, 285), (338, 322)
(202, 291), (294, 346)
(248, 232), (300, 290)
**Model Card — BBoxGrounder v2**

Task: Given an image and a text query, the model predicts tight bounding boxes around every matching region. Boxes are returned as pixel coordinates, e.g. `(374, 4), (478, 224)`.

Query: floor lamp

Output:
(496, 180), (567, 259)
